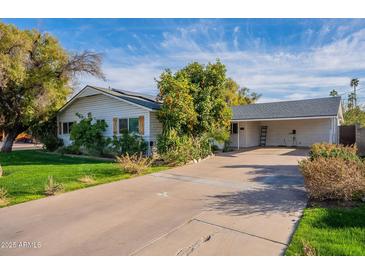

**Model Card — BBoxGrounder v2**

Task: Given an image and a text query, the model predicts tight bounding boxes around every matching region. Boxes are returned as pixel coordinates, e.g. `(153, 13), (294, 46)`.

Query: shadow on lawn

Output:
(310, 205), (365, 229)
(0, 150), (110, 166)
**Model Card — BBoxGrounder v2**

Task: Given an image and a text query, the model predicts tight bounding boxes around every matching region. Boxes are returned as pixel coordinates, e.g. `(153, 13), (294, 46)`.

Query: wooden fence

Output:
(339, 125), (356, 146)
(356, 125), (365, 156)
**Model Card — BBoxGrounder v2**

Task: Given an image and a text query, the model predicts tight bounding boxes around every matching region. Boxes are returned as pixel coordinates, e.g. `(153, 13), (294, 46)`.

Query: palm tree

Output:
(350, 78), (359, 107)
(329, 89), (339, 97)
(348, 93), (355, 109)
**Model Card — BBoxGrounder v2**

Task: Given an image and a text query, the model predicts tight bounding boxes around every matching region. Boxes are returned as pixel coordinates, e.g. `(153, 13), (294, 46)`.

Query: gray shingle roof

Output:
(91, 86), (161, 110)
(232, 97), (341, 120)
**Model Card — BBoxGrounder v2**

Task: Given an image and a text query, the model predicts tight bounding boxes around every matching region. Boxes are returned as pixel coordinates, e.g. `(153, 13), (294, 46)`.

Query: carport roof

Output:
(232, 96), (342, 121)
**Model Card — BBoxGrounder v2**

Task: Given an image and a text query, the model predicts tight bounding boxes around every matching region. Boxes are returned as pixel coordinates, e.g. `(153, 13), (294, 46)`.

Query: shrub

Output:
(70, 113), (110, 156)
(78, 175), (96, 185)
(309, 143), (359, 162)
(302, 240), (316, 256)
(0, 187), (9, 206)
(31, 116), (64, 152)
(223, 140), (233, 152)
(42, 135), (64, 152)
(56, 144), (82, 155)
(299, 157), (365, 201)
(111, 131), (148, 156)
(157, 129), (213, 165)
(211, 144), (220, 152)
(116, 154), (152, 175)
(44, 176), (64, 196)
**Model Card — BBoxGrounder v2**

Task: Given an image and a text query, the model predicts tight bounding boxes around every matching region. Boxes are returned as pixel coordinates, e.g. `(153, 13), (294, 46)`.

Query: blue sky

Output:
(3, 18), (365, 103)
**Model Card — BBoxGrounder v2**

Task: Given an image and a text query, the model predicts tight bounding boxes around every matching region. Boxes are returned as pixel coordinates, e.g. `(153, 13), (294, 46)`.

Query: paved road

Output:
(0, 148), (308, 255)
(0, 142), (42, 151)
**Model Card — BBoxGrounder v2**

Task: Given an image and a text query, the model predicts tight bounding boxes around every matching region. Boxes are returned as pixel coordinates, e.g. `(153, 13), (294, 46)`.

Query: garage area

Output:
(230, 96), (343, 149)
(230, 117), (338, 148)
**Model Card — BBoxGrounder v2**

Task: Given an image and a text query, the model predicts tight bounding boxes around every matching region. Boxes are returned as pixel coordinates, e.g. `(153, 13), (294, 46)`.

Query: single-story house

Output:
(57, 85), (162, 151)
(57, 85), (343, 151)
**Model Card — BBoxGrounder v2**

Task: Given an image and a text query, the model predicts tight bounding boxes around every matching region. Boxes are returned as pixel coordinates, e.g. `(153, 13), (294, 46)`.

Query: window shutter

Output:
(138, 116), (145, 135)
(112, 117), (118, 135)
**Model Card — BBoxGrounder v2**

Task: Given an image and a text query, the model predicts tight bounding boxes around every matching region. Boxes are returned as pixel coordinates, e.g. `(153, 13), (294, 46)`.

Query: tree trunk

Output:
(0, 130), (18, 153)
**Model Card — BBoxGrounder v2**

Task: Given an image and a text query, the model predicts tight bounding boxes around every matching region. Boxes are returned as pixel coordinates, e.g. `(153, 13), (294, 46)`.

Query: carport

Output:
(230, 97), (343, 148)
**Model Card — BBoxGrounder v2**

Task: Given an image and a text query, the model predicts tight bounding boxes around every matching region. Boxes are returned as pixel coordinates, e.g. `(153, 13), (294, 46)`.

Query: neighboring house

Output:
(57, 85), (343, 151)
(57, 85), (162, 152)
(230, 96), (343, 148)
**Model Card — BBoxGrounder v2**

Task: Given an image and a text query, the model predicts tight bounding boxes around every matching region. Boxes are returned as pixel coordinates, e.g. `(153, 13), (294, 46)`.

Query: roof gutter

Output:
(231, 115), (337, 122)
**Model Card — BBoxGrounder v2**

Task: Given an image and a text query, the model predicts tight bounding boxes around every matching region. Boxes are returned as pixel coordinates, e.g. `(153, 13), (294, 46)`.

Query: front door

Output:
(237, 123), (245, 148)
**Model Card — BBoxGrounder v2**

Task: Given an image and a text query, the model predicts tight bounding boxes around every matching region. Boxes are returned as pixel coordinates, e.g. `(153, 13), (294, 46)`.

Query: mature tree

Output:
(350, 78), (359, 107)
(157, 61), (232, 141)
(348, 92), (356, 109)
(0, 23), (105, 152)
(224, 78), (261, 106)
(329, 89), (339, 97)
(344, 106), (365, 127)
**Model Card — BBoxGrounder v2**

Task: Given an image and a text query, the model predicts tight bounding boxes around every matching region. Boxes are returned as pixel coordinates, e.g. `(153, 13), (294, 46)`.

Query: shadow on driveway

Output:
(207, 185), (306, 216)
(207, 162), (306, 216)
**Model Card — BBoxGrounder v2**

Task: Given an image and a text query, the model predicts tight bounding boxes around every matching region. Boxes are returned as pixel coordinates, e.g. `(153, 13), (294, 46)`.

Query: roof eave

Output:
(57, 85), (159, 114)
(231, 115), (338, 122)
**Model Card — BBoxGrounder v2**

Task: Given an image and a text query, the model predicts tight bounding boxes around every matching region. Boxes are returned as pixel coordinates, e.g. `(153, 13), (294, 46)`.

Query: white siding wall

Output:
(149, 112), (163, 142)
(57, 94), (150, 145)
(230, 122), (244, 148)
(259, 118), (332, 147)
(245, 121), (260, 147)
(230, 121), (260, 148)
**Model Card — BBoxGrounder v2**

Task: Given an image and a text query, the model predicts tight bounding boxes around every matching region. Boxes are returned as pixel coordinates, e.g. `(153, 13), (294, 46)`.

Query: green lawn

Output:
(286, 204), (365, 255)
(0, 150), (168, 207)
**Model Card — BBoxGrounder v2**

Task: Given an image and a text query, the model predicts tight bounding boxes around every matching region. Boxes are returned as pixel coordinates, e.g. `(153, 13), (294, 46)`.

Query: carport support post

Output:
(237, 122), (240, 150)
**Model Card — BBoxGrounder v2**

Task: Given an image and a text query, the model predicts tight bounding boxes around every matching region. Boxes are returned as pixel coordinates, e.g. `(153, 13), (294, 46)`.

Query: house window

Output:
(231, 123), (238, 134)
(118, 117), (140, 134)
(129, 118), (139, 133)
(62, 122), (74, 134)
(62, 122), (69, 134)
(119, 118), (128, 134)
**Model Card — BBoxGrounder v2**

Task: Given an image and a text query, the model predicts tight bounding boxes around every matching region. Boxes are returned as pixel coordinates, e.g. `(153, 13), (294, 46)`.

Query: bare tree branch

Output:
(65, 51), (106, 81)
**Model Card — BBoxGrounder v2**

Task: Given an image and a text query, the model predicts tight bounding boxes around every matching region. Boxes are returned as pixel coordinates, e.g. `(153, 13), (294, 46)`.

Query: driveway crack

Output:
(192, 218), (287, 246)
(175, 233), (215, 256)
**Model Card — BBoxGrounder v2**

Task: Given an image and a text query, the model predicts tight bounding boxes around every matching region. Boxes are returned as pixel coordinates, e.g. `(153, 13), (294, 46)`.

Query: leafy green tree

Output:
(224, 78), (261, 106)
(0, 22), (105, 152)
(344, 106), (365, 127)
(329, 89), (339, 97)
(157, 61), (240, 163)
(156, 70), (197, 134)
(157, 61), (232, 141)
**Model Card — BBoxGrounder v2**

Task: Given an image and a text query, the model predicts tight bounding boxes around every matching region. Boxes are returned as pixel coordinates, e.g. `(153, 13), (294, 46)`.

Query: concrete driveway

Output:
(0, 148), (308, 255)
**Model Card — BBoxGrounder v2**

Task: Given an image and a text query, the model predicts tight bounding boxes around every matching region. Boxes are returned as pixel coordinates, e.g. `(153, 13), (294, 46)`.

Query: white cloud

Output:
(78, 22), (365, 103)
